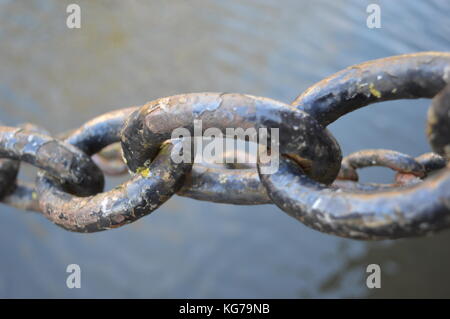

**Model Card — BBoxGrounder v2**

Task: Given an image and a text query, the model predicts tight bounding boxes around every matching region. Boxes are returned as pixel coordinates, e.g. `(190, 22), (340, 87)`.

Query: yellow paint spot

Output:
(136, 167), (150, 178)
(32, 192), (37, 200)
(369, 83), (382, 98)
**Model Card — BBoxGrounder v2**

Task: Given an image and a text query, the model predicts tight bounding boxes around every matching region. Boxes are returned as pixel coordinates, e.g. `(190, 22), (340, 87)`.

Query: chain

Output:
(1, 51), (450, 240)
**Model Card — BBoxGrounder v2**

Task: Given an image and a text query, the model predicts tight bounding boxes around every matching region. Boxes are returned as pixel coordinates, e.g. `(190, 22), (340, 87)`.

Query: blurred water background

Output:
(1, 0), (450, 298)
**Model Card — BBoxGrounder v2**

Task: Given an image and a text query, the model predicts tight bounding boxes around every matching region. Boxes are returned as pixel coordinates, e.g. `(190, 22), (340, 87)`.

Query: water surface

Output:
(0, 0), (450, 298)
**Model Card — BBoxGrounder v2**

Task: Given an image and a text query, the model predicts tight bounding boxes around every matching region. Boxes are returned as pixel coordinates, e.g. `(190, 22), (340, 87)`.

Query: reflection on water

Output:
(0, 0), (450, 298)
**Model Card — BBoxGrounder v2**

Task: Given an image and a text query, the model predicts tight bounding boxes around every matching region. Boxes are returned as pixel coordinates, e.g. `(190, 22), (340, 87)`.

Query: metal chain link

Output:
(1, 51), (450, 239)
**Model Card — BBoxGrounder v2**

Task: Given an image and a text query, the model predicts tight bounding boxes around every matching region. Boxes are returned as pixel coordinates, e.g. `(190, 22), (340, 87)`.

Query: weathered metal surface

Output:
(337, 149), (425, 182)
(0, 158), (19, 198)
(259, 156), (450, 240)
(0, 126), (104, 196)
(414, 152), (447, 173)
(37, 141), (191, 232)
(292, 52), (450, 126)
(260, 52), (450, 240)
(428, 83), (450, 158)
(394, 152), (447, 185)
(64, 107), (138, 155)
(179, 165), (271, 205)
(0, 123), (49, 205)
(178, 159), (410, 205)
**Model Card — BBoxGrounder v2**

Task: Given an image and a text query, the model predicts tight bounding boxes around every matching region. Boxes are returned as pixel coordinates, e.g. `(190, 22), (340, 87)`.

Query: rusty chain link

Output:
(1, 51), (450, 239)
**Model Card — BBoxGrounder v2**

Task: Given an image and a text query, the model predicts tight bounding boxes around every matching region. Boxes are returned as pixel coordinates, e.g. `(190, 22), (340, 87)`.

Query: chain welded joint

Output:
(0, 51), (450, 240)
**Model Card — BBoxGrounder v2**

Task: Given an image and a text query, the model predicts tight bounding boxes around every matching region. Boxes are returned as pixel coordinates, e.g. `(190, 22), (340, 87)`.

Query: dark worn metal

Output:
(64, 107), (138, 155)
(37, 141), (192, 232)
(394, 152), (447, 184)
(121, 92), (342, 185)
(292, 52), (450, 126)
(178, 159), (403, 205)
(337, 149), (425, 182)
(331, 180), (401, 192)
(0, 109), (137, 212)
(178, 149), (269, 205)
(34, 107), (193, 231)
(0, 123), (49, 203)
(416, 152), (447, 172)
(428, 83), (450, 158)
(0, 126), (104, 197)
(260, 52), (450, 239)
(179, 165), (270, 205)
(259, 156), (450, 240)
(0, 158), (19, 198)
